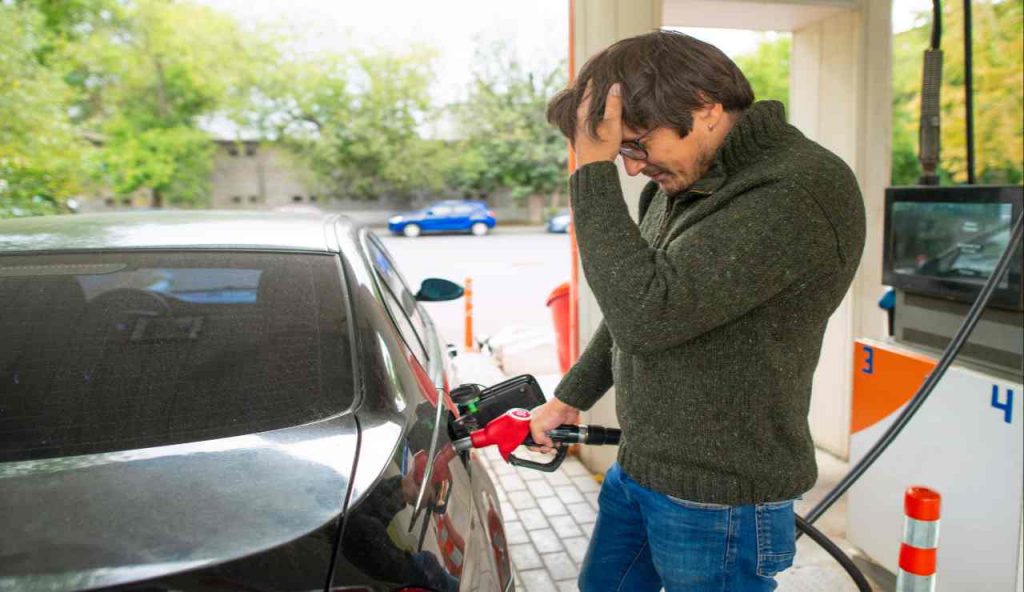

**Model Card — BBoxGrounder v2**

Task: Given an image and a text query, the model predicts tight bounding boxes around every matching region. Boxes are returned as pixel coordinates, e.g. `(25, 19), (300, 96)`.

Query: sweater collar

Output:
(665, 101), (792, 199)
(717, 100), (791, 174)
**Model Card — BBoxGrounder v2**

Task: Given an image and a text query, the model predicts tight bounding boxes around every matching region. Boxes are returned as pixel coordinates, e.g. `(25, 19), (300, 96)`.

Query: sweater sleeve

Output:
(553, 320), (614, 411)
(570, 161), (839, 354)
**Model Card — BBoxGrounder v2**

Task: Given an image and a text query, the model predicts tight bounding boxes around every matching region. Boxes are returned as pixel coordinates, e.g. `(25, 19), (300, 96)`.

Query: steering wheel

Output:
(89, 288), (172, 317)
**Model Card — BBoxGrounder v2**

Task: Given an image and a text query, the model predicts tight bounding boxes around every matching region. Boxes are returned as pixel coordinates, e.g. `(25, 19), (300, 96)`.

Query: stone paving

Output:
(478, 446), (600, 592)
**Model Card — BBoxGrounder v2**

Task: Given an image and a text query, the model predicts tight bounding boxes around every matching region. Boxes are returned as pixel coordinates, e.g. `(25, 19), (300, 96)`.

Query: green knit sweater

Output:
(555, 101), (865, 505)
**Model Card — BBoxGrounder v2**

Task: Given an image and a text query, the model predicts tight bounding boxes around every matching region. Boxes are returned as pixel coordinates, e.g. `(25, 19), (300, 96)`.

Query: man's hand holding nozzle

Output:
(528, 398), (580, 454)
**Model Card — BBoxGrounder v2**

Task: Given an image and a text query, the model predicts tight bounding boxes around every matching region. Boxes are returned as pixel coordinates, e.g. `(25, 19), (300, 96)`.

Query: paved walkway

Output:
(479, 446), (598, 591)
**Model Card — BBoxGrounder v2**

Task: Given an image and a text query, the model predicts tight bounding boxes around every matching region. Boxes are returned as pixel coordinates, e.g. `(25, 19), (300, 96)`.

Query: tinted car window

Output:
(378, 283), (429, 365)
(0, 251), (353, 462)
(365, 236), (431, 363)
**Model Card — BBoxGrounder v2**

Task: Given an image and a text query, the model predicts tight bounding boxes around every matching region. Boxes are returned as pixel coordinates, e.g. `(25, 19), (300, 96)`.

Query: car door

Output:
(450, 204), (476, 231)
(358, 232), (503, 590)
(423, 204), (455, 232)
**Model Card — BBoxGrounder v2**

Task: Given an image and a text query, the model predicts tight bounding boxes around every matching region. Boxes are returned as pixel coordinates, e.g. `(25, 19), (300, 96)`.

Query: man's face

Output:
(620, 116), (716, 195)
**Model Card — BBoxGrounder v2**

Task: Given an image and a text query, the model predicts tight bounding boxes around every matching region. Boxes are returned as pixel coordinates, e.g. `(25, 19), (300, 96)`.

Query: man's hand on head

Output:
(575, 82), (623, 168)
(528, 398), (581, 454)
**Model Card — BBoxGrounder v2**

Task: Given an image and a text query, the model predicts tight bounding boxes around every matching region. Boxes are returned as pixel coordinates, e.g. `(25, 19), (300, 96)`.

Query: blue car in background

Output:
(547, 209), (571, 233)
(388, 200), (496, 237)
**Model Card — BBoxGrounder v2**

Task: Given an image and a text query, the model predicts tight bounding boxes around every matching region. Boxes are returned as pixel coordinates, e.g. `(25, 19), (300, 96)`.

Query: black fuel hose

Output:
(795, 515), (873, 592)
(791, 212), (1020, 592)
(802, 211), (1022, 529)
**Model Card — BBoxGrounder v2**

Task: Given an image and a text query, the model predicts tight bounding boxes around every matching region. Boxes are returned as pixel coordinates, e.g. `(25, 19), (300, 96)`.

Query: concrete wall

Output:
(209, 141), (410, 224)
(210, 141), (305, 209)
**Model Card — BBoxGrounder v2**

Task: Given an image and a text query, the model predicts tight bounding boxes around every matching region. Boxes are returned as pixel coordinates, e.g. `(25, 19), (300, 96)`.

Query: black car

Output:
(0, 212), (513, 592)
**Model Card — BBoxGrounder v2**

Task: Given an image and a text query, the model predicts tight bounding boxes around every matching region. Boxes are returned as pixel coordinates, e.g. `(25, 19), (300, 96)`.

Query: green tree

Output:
(250, 48), (444, 200)
(449, 42), (569, 202)
(893, 0), (1022, 185)
(733, 35), (790, 110)
(0, 3), (91, 217)
(87, 0), (265, 207)
(3, 0), (271, 213)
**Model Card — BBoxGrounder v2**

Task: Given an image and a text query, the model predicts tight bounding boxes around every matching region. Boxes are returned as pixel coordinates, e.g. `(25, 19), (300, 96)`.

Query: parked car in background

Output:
(546, 209), (570, 234)
(0, 212), (512, 592)
(388, 200), (496, 237)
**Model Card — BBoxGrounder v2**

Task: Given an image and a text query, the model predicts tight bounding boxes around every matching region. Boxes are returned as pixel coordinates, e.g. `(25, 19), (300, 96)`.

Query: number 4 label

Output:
(991, 385), (1015, 424)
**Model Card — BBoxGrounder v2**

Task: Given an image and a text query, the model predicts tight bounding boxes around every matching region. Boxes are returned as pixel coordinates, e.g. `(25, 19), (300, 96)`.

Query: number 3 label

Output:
(861, 345), (874, 375)
(991, 385), (1015, 424)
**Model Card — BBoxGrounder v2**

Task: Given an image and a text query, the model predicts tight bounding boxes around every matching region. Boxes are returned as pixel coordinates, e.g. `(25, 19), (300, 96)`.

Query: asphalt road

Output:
(375, 225), (572, 347)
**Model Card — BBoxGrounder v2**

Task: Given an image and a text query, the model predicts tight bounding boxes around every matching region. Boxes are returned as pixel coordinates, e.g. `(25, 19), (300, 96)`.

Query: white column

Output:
(572, 0), (662, 473)
(790, 0), (891, 458)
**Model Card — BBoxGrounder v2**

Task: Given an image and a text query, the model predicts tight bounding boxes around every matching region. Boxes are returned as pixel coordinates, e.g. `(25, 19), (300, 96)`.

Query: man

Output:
(529, 31), (865, 591)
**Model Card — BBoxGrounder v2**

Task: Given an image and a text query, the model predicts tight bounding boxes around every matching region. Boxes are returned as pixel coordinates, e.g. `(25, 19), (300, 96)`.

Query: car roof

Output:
(0, 211), (351, 254)
(431, 200), (486, 207)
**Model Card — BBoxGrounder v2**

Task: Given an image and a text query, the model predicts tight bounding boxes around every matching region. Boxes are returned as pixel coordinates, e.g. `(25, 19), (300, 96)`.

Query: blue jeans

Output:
(578, 463), (796, 592)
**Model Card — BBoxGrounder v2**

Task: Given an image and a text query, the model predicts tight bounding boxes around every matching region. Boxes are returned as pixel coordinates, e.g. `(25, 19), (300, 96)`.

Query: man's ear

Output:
(695, 103), (725, 130)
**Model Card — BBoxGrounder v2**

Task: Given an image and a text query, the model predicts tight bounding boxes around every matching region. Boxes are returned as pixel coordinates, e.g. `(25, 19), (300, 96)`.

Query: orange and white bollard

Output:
(896, 486), (941, 592)
(464, 277), (474, 352)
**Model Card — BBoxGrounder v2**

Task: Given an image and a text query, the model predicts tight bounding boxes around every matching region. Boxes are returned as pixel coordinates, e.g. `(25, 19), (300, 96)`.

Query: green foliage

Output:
(250, 48), (445, 200)
(1, 0), (265, 215)
(85, 0), (264, 206)
(0, 3), (90, 217)
(733, 35), (790, 110)
(99, 122), (214, 206)
(449, 42), (569, 200)
(893, 0), (1023, 185)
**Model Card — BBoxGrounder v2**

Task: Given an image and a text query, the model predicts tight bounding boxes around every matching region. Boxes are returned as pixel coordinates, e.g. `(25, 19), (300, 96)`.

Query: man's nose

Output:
(623, 157), (645, 176)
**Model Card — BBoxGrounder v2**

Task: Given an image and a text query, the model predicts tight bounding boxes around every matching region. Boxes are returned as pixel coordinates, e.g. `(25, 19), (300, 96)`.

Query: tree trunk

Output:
(153, 57), (170, 119)
(152, 188), (163, 209)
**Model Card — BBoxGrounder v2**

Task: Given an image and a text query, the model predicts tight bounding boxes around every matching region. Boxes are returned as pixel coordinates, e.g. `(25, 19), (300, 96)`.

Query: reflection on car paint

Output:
(486, 491), (512, 587)
(339, 402), (462, 592)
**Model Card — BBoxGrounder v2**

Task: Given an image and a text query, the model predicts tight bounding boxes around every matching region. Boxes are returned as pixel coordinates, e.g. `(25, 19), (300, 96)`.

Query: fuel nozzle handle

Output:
(508, 422), (620, 473)
(452, 408), (622, 473)
(524, 424), (621, 447)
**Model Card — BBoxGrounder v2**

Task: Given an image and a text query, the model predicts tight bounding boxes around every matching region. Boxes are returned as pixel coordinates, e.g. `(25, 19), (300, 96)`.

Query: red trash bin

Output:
(546, 282), (571, 374)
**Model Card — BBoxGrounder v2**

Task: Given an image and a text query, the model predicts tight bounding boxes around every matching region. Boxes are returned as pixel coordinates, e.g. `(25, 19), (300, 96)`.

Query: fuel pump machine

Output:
(847, 185), (1023, 590)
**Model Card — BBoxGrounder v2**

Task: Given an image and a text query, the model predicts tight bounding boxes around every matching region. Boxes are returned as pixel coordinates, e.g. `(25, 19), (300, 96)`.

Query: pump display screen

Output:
(890, 202), (1013, 284)
(883, 186), (1022, 310)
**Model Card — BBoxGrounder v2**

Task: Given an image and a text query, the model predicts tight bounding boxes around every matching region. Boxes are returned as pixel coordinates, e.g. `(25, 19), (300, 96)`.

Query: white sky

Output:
(198, 0), (568, 105)
(199, 0), (935, 105)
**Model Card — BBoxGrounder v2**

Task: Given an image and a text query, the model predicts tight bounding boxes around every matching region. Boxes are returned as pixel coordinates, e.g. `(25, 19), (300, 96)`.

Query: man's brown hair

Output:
(547, 30), (754, 142)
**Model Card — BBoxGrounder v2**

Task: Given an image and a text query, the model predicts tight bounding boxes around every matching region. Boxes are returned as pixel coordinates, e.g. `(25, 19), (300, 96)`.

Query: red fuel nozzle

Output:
(453, 406), (621, 471)
(456, 408), (532, 461)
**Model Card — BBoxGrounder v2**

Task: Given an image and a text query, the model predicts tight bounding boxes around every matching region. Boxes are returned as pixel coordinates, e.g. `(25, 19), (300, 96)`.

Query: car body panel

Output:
(0, 211), (341, 254)
(0, 213), (511, 591)
(388, 201), (496, 236)
(0, 414), (358, 591)
(328, 226), (510, 591)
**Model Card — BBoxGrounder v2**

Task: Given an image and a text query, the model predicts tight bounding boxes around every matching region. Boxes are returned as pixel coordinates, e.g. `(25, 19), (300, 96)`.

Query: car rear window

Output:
(0, 251), (354, 462)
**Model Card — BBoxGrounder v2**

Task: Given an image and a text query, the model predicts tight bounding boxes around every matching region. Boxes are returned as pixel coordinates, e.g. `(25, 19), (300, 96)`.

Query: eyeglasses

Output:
(619, 129), (655, 161)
